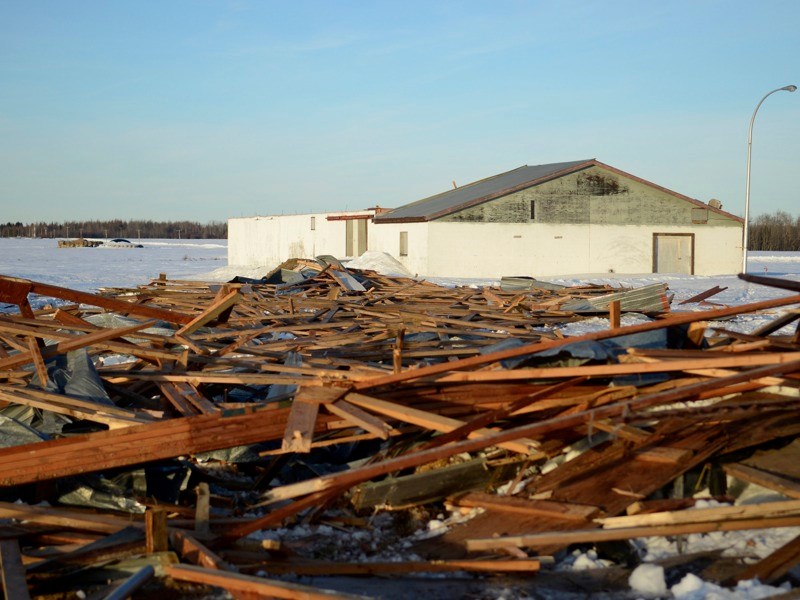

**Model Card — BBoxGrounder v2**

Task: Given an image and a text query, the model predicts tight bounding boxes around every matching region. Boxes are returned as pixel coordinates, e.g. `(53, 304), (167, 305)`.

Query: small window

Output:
(310, 216), (316, 230)
(691, 208), (708, 224)
(399, 231), (408, 256)
(530, 200), (536, 220)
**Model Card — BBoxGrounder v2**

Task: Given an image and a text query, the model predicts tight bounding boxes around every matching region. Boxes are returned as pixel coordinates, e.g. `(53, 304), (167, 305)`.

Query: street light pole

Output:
(742, 84), (797, 273)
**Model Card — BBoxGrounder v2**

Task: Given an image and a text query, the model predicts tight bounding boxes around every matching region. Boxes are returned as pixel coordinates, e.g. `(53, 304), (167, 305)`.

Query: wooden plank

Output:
(0, 538), (31, 600)
(166, 564), (371, 599)
(430, 351), (800, 383)
(26, 336), (49, 389)
(345, 392), (537, 455)
(176, 290), (242, 336)
(633, 446), (693, 465)
(608, 299), (621, 329)
(731, 533), (800, 584)
(351, 458), (491, 510)
(679, 285), (728, 305)
(0, 275), (195, 324)
(450, 491), (599, 522)
(170, 530), (234, 572)
(597, 499), (800, 529)
(145, 508), (168, 554)
(161, 381), (219, 415)
(466, 515), (800, 551)
(157, 381), (200, 416)
(0, 406), (330, 487)
(281, 396), (320, 454)
(195, 483), (211, 537)
(0, 501), (134, 534)
(0, 386), (148, 429)
(723, 463), (800, 499)
(327, 400), (392, 440)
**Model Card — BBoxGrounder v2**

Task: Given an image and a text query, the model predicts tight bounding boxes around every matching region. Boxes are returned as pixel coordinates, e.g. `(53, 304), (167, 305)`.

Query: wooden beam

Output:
(281, 397), (319, 454)
(723, 463), (800, 499)
(450, 492), (599, 522)
(166, 564), (371, 599)
(0, 275), (194, 324)
(145, 508), (168, 554)
(608, 300), (621, 329)
(466, 515), (800, 552)
(345, 392), (538, 455)
(731, 533), (800, 584)
(0, 406), (334, 487)
(176, 290), (242, 336)
(596, 499), (800, 529)
(430, 352), (800, 383)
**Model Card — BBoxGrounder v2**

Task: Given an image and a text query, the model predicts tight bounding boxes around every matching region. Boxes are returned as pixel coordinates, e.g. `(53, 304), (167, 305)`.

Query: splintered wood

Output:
(0, 267), (799, 597)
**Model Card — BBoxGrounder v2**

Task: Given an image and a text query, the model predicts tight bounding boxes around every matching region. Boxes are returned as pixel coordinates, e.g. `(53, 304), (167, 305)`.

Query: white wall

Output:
(229, 213), (742, 277)
(366, 221), (430, 276)
(228, 211), (373, 267)
(418, 222), (742, 278)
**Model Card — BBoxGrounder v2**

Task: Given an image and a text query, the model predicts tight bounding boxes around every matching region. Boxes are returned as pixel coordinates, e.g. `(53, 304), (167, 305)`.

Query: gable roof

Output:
(374, 159), (744, 224)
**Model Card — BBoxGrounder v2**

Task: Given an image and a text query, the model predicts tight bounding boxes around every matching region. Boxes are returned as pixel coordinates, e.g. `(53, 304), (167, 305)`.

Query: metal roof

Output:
(375, 159), (595, 222)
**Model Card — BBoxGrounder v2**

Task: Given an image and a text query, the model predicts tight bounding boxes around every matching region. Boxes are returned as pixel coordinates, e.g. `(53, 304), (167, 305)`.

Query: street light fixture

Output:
(742, 84), (797, 273)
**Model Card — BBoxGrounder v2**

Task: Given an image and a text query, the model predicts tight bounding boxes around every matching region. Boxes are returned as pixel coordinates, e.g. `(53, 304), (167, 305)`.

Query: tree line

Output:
(748, 211), (800, 251)
(0, 220), (227, 239)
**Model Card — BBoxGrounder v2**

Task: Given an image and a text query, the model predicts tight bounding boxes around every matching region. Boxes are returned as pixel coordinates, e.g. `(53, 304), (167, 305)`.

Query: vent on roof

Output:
(708, 199), (723, 210)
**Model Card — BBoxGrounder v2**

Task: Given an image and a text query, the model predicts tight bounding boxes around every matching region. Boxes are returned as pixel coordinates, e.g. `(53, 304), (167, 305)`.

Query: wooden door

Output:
(653, 233), (694, 274)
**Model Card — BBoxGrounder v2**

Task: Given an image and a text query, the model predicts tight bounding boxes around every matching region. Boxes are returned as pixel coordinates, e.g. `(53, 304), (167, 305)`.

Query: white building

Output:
(228, 159), (744, 277)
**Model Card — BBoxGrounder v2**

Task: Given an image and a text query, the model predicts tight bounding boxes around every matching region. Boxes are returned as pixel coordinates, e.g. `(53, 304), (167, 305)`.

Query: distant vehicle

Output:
(103, 238), (144, 248)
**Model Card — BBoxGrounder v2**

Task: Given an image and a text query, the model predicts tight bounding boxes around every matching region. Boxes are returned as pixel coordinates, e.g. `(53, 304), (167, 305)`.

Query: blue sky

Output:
(1, 1), (798, 223)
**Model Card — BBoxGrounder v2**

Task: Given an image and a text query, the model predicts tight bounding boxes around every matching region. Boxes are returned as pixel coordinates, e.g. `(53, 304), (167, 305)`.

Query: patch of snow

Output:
(671, 573), (789, 599)
(629, 562), (667, 597)
(346, 251), (413, 277)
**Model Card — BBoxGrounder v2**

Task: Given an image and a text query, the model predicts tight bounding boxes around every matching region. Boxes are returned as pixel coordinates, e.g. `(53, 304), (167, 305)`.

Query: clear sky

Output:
(1, 0), (798, 223)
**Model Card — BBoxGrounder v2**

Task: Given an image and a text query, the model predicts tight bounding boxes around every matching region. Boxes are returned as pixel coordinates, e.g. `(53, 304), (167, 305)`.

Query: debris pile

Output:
(0, 264), (799, 598)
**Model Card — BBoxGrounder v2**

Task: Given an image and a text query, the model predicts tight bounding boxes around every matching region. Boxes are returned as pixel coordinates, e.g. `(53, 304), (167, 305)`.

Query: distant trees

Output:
(0, 220), (227, 239)
(748, 211), (800, 251)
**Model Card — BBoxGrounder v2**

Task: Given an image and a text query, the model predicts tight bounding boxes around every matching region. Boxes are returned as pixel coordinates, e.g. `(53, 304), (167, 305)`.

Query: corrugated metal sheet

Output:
(375, 159), (594, 222)
(559, 283), (671, 314)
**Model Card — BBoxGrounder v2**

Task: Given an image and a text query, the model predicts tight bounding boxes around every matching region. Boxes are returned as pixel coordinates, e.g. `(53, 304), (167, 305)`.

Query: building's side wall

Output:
(439, 165), (741, 229)
(421, 222), (741, 277)
(228, 212), (372, 267)
(367, 221), (430, 276)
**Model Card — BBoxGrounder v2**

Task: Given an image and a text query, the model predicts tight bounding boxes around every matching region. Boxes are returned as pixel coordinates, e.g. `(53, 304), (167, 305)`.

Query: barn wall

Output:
(419, 222), (741, 278)
(439, 165), (741, 228)
(366, 221), (430, 276)
(228, 212), (372, 267)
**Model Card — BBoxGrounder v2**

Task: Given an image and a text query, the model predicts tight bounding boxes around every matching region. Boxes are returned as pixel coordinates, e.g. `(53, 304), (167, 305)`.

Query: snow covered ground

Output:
(0, 237), (227, 291)
(2, 237), (800, 598)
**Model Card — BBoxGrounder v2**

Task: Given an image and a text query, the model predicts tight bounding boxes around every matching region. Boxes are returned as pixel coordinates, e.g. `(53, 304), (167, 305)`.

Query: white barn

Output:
(228, 159), (744, 277)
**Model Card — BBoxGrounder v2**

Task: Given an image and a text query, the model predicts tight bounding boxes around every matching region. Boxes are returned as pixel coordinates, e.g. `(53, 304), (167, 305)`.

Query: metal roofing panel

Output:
(376, 159), (594, 222)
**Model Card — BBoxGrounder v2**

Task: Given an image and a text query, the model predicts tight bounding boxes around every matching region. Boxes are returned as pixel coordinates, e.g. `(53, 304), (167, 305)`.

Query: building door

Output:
(345, 218), (368, 257)
(653, 233), (694, 274)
